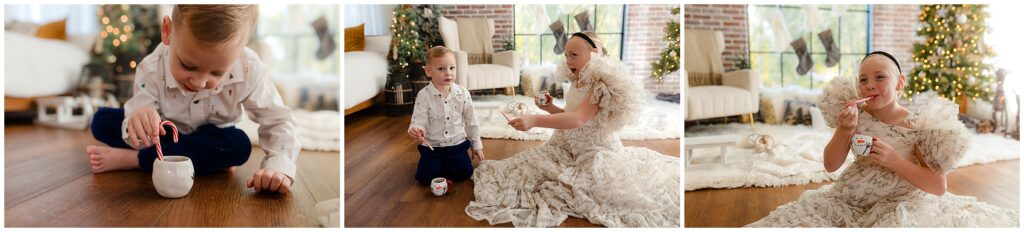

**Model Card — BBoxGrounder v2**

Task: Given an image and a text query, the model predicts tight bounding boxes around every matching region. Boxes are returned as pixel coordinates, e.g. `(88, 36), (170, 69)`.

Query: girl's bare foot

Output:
(86, 145), (140, 173)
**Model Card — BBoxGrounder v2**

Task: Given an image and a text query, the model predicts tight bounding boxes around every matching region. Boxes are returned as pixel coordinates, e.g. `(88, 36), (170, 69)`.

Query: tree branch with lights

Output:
(907, 4), (996, 104)
(650, 6), (680, 81)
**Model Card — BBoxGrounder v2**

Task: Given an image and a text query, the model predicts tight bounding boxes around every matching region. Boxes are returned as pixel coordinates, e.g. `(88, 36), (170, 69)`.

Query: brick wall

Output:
(871, 4), (920, 73)
(623, 4), (681, 94)
(683, 4), (749, 71)
(437, 4), (514, 51)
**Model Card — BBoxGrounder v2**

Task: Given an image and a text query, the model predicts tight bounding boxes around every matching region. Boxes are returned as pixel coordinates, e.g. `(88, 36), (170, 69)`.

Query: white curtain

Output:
(4, 4), (98, 35)
(344, 4), (393, 36)
(986, 4), (1023, 96)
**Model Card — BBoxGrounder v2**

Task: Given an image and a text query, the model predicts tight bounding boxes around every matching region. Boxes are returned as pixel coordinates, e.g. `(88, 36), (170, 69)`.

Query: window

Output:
(256, 4), (340, 74)
(747, 5), (870, 89)
(514, 5), (625, 67)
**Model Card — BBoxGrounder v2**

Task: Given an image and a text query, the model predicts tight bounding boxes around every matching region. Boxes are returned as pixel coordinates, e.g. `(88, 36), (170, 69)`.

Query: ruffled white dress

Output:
(747, 77), (1019, 227)
(464, 55), (680, 227)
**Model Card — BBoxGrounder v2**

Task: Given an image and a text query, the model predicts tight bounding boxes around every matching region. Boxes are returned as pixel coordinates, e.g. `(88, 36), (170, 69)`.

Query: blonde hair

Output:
(572, 31), (608, 56)
(425, 46), (454, 65)
(172, 4), (258, 48)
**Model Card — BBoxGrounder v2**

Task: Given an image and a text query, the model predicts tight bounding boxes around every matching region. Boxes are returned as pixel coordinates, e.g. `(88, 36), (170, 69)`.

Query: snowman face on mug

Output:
(430, 177), (449, 196)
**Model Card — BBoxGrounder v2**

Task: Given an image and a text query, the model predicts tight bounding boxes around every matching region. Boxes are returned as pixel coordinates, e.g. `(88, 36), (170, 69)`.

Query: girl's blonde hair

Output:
(571, 31), (608, 56)
(172, 5), (258, 48)
(425, 46), (454, 64)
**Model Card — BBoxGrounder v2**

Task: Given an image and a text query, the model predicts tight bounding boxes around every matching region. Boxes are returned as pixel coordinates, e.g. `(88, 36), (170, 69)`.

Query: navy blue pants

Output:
(90, 107), (252, 174)
(414, 140), (474, 185)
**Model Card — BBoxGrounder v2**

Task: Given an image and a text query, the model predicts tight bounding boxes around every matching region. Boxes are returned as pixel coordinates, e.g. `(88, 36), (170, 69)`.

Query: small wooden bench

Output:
(684, 134), (739, 166)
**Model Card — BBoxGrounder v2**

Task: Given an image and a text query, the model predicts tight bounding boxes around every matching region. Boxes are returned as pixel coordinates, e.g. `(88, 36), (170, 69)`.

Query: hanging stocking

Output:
(311, 15), (337, 60)
(818, 29), (840, 67)
(791, 38), (813, 75)
(574, 11), (592, 32)
(550, 20), (567, 55)
(766, 8), (793, 52)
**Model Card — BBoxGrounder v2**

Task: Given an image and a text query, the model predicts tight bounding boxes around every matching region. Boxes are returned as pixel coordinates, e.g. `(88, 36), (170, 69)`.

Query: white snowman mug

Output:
(152, 156), (195, 198)
(430, 177), (453, 196)
(850, 134), (874, 156)
(535, 91), (550, 106)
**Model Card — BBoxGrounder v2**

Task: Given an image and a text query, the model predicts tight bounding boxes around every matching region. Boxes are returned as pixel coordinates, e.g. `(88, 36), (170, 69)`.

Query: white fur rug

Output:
(474, 94), (680, 141)
(684, 123), (1020, 191)
(237, 110), (340, 152)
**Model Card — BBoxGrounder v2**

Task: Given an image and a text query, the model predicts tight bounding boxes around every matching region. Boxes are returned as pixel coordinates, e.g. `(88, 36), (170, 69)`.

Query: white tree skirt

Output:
(684, 123), (1020, 191)
(474, 94), (680, 141)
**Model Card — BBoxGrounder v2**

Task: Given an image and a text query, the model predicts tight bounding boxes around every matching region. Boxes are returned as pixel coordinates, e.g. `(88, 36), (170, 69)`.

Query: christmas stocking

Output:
(791, 38), (813, 75)
(574, 11), (592, 32)
(550, 20), (567, 55)
(818, 29), (840, 67)
(311, 15), (337, 60)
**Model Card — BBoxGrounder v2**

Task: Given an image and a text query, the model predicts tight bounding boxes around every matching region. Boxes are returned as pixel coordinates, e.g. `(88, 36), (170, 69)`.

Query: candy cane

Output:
(155, 121), (179, 161)
(846, 95), (877, 108)
(419, 136), (434, 151)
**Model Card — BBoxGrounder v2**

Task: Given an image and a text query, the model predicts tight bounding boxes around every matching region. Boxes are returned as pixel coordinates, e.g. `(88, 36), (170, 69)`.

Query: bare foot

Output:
(86, 145), (140, 173)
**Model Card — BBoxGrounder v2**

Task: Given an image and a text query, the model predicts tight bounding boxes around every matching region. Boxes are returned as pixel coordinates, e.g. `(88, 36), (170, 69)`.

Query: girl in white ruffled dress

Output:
(748, 51), (1019, 227)
(464, 31), (680, 227)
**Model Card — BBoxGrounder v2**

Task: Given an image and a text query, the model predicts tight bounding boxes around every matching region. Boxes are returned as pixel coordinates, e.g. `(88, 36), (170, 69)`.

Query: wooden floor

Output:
(4, 125), (340, 227)
(344, 106), (680, 227)
(685, 159), (1020, 227)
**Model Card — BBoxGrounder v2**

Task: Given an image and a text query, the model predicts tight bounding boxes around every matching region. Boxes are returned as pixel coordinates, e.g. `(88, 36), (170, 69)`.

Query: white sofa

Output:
(437, 17), (519, 93)
(343, 35), (391, 115)
(684, 29), (760, 121)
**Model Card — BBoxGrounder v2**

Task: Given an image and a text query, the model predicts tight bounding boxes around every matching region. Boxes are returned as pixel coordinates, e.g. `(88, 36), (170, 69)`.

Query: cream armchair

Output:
(438, 17), (520, 93)
(684, 29), (760, 121)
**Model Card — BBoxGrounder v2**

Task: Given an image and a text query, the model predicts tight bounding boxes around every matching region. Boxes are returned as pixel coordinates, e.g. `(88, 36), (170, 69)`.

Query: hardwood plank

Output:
(4, 126), (96, 208)
(344, 108), (680, 227)
(6, 171), (173, 227)
(4, 125), (339, 227)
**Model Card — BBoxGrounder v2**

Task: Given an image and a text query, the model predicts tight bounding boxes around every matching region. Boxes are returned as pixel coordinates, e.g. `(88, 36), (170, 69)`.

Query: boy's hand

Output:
(509, 115), (536, 131)
(408, 127), (425, 139)
(472, 149), (485, 161)
(127, 106), (165, 148)
(246, 168), (292, 194)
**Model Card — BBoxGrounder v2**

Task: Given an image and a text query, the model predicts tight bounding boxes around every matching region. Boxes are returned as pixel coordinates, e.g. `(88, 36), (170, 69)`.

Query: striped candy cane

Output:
(155, 121), (179, 161)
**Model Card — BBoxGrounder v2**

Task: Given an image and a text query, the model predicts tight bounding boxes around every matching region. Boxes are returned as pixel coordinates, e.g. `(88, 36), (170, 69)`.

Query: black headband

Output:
(571, 32), (598, 49)
(864, 51), (902, 74)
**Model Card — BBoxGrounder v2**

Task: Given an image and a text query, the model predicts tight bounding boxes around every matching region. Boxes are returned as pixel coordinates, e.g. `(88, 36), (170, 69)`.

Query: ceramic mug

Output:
(152, 156), (195, 198)
(430, 177), (453, 196)
(850, 134), (874, 156)
(535, 91), (550, 106)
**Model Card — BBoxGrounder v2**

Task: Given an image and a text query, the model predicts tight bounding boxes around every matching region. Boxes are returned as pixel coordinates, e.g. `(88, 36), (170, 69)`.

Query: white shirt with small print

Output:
(409, 83), (483, 151)
(123, 44), (301, 182)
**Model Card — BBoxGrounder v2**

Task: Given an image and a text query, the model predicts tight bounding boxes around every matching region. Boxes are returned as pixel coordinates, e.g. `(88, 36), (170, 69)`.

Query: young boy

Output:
(407, 46), (485, 185)
(86, 5), (300, 194)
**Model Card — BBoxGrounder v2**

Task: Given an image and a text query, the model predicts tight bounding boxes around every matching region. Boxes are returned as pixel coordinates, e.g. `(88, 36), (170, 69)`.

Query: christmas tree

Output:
(92, 5), (159, 75)
(907, 4), (996, 104)
(650, 6), (680, 81)
(416, 5), (445, 49)
(388, 5), (428, 81)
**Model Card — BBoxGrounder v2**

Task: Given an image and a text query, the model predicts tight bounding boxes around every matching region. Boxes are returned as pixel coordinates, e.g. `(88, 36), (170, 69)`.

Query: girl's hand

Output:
(838, 105), (859, 131)
(509, 115), (536, 131)
(246, 168), (292, 194)
(472, 149), (485, 161)
(869, 138), (905, 169)
(127, 106), (164, 148)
